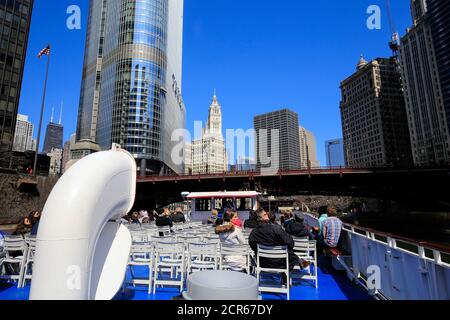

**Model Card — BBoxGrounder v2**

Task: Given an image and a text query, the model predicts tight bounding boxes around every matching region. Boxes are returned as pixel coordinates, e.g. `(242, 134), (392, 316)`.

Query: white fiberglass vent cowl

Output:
(29, 145), (136, 300)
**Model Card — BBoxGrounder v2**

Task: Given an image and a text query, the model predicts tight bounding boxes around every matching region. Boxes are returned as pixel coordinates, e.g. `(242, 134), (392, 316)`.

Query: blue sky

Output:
(18, 0), (412, 165)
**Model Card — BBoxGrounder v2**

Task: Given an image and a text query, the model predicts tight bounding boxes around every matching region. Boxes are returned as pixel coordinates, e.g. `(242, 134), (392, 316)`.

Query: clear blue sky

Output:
(18, 0), (412, 165)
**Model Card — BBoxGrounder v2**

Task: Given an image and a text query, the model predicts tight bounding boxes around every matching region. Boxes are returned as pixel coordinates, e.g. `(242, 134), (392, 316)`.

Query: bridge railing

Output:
(137, 167), (373, 181)
(302, 212), (450, 300)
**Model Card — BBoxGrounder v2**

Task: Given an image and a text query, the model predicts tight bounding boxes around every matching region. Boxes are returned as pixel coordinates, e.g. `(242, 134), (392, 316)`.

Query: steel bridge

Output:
(134, 167), (450, 211)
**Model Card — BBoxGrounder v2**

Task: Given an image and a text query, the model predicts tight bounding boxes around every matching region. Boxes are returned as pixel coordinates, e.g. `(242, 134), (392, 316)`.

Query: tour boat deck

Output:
(0, 256), (373, 301)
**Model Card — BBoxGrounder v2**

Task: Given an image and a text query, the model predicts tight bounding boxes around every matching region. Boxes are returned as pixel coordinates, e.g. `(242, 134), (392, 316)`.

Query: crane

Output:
(386, 0), (400, 57)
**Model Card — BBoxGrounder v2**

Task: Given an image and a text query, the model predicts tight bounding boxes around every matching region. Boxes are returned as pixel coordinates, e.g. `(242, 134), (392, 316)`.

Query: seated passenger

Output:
(207, 210), (219, 225)
(215, 212), (246, 245)
(171, 207), (186, 223)
(215, 213), (247, 271)
(155, 207), (173, 229)
(284, 212), (312, 239)
(244, 210), (258, 229)
(321, 209), (343, 248)
(268, 211), (278, 225)
(230, 211), (243, 229)
(317, 206), (329, 234)
(29, 211), (41, 236)
(13, 217), (32, 236)
(130, 212), (142, 226)
(138, 210), (150, 224)
(249, 208), (310, 271)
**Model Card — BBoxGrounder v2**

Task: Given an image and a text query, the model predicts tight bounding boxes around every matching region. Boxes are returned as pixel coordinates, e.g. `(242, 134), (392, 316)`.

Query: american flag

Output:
(38, 45), (50, 58)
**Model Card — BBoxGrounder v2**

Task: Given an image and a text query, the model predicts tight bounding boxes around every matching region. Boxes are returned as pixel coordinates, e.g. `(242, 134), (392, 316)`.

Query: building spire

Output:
(357, 54), (368, 70)
(59, 100), (63, 125)
(50, 106), (54, 123)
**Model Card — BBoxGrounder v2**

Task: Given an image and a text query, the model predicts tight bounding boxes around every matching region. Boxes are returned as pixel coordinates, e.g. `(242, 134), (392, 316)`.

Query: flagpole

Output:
(33, 44), (51, 176)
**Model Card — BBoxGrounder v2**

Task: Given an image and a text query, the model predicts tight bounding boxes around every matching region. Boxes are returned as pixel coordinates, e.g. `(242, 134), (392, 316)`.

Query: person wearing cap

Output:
(284, 212), (313, 239)
(244, 210), (258, 229)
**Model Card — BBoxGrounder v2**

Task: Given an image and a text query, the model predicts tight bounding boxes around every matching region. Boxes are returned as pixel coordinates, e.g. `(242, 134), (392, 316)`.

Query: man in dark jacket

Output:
(249, 208), (309, 270)
(171, 207), (186, 223)
(155, 208), (173, 233)
(244, 210), (258, 229)
(284, 213), (312, 239)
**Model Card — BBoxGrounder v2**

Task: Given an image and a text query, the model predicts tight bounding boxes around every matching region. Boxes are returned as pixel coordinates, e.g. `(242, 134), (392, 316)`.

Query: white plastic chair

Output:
(187, 242), (219, 273)
(219, 244), (251, 274)
(20, 235), (37, 288)
(125, 243), (154, 294)
(0, 236), (27, 287)
(153, 242), (185, 294)
(157, 226), (172, 237)
(292, 238), (318, 288)
(130, 229), (147, 243)
(256, 245), (290, 300)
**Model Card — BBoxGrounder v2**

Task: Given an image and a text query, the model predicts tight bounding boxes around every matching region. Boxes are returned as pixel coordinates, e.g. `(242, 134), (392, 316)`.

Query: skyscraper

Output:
(254, 109), (301, 171)
(340, 56), (412, 168)
(427, 0), (450, 137)
(325, 139), (345, 167)
(399, 0), (450, 166)
(0, 0), (33, 151)
(191, 94), (227, 174)
(42, 109), (63, 155)
(75, 0), (186, 175)
(13, 114), (34, 152)
(299, 126), (320, 169)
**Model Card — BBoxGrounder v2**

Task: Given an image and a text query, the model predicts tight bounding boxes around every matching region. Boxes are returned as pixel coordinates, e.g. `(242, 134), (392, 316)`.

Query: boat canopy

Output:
(187, 191), (259, 199)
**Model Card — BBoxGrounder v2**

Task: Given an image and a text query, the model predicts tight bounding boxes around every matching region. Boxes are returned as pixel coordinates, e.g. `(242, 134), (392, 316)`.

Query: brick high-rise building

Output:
(340, 56), (412, 168)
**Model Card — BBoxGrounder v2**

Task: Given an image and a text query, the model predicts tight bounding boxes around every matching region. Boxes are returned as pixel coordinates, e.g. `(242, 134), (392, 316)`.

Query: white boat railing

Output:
(302, 212), (450, 300)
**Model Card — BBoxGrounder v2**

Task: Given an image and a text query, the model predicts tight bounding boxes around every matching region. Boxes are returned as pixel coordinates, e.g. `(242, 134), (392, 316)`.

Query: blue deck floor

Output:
(0, 257), (372, 300)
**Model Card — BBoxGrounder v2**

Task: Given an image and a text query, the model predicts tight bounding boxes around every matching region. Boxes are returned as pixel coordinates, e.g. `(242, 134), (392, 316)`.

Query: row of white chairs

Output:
(124, 240), (253, 295)
(124, 231), (317, 300)
(0, 235), (36, 288)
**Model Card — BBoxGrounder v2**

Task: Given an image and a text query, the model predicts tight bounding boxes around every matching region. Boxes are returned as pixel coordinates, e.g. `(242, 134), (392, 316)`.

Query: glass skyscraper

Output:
(0, 0), (33, 151)
(76, 0), (185, 175)
(325, 139), (345, 168)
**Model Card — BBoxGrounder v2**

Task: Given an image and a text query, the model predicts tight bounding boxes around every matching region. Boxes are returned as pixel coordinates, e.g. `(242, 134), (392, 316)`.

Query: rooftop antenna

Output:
(59, 100), (63, 125)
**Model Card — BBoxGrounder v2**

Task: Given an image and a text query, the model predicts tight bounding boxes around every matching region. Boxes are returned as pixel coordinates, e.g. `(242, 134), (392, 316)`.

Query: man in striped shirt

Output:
(321, 210), (343, 248)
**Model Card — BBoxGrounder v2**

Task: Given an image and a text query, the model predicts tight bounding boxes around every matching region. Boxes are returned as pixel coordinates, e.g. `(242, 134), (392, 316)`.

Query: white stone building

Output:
(47, 148), (63, 176)
(191, 94), (228, 174)
(13, 114), (34, 152)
